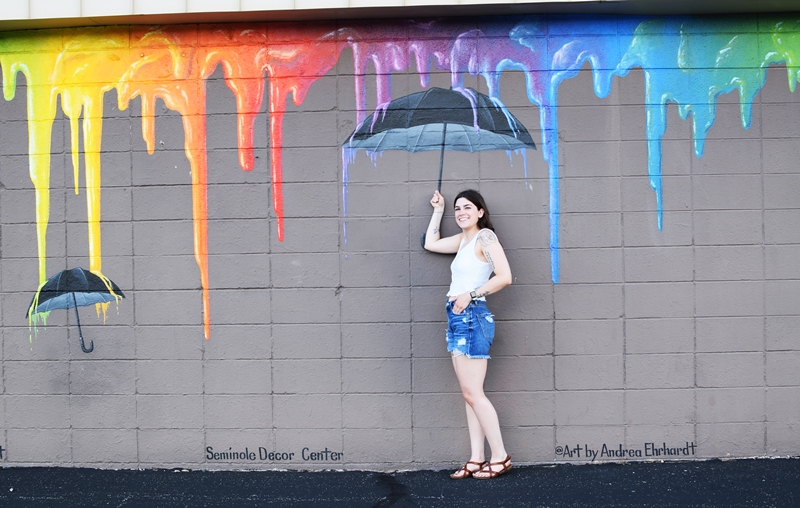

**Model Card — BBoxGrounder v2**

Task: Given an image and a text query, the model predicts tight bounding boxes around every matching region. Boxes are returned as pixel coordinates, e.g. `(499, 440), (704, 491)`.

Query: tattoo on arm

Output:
(477, 230), (497, 248)
(432, 227), (439, 235)
(476, 290), (490, 298)
(485, 250), (496, 271)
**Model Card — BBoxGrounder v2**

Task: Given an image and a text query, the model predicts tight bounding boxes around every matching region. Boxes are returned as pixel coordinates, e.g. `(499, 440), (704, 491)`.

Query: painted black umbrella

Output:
(343, 86), (537, 246)
(26, 267), (125, 353)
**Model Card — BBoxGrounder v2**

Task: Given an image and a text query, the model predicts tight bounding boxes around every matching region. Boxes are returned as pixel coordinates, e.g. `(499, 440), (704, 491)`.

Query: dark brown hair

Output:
(454, 189), (495, 231)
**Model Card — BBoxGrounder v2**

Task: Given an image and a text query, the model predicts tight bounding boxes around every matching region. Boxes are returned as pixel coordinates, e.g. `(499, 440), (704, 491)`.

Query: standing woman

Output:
(424, 189), (513, 479)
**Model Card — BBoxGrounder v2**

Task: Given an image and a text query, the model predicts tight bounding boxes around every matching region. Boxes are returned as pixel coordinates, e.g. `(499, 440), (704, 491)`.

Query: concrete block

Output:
(692, 175), (762, 210)
(138, 429), (205, 465)
(558, 248), (623, 283)
(623, 246), (694, 282)
(765, 209), (800, 244)
(555, 319), (623, 355)
(206, 219), (271, 254)
(273, 359), (341, 394)
(560, 213), (622, 248)
(1, 189), (43, 224)
(767, 387), (800, 423)
(766, 245), (800, 280)
(766, 316), (800, 351)
(341, 217), (410, 252)
(343, 428), (412, 463)
(341, 252), (410, 287)
(70, 360), (135, 395)
(501, 426), (556, 464)
(696, 317), (764, 352)
(272, 288), (338, 324)
(487, 356), (554, 392)
(341, 288), (411, 323)
(6, 429), (71, 463)
(767, 422), (800, 456)
(5, 395), (70, 428)
(70, 395), (137, 429)
(492, 391), (555, 427)
(410, 286), (448, 322)
(560, 177), (621, 214)
(272, 324), (339, 359)
(625, 282), (694, 319)
(412, 358), (460, 394)
(133, 256), (201, 290)
(281, 183), (340, 219)
(281, 111), (338, 148)
(270, 428), (342, 466)
(696, 281), (764, 317)
(694, 210), (762, 245)
(281, 147), (340, 183)
(767, 351), (800, 386)
(489, 284), (554, 321)
(134, 325), (204, 360)
(623, 211), (693, 247)
(137, 395), (203, 429)
(136, 360), (202, 395)
(555, 355), (623, 390)
(342, 323), (410, 358)
(488, 214), (550, 250)
(697, 388), (764, 423)
(4, 326), (70, 361)
(347, 150), (409, 184)
(342, 394), (412, 429)
(412, 427), (471, 465)
(624, 424), (696, 456)
(132, 186), (194, 221)
(694, 245), (763, 281)
(67, 222), (133, 258)
(762, 102), (800, 138)
(132, 220), (195, 256)
(566, 141), (623, 178)
(503, 249), (553, 286)
(555, 390), (624, 426)
(765, 281), (800, 316)
(409, 251), (453, 288)
(625, 390), (695, 425)
(271, 253), (339, 288)
(554, 284), (622, 320)
(559, 105), (620, 142)
(492, 320), (553, 356)
(763, 139), (800, 174)
(205, 360), (271, 394)
(72, 429), (138, 464)
(479, 180), (549, 216)
(412, 393), (466, 428)
(203, 324), (270, 360)
(626, 354), (694, 389)
(704, 98), (761, 141)
(342, 358), (410, 394)
(4, 361), (69, 395)
(697, 352), (764, 388)
(764, 174), (800, 209)
(270, 218), (340, 254)
(208, 289), (270, 325)
(621, 175), (691, 212)
(204, 395), (272, 429)
(202, 429), (276, 468)
(691, 139), (762, 175)
(2, 222), (66, 259)
(273, 395), (342, 429)
(696, 422), (765, 458)
(411, 322), (449, 358)
(343, 183), (409, 217)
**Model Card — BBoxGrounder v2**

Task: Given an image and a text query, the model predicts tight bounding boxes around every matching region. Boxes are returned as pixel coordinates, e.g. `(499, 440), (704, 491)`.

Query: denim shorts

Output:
(445, 300), (496, 359)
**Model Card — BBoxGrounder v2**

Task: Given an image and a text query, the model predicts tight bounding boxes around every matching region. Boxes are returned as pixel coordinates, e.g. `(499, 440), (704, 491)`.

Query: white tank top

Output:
(447, 230), (494, 298)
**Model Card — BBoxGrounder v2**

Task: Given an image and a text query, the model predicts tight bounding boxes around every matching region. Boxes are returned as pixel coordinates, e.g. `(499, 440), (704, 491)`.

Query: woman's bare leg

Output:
(452, 355), (507, 463)
(453, 356), (486, 461)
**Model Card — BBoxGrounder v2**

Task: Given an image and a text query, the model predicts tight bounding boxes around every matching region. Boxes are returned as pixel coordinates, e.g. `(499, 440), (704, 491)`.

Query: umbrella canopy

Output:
(27, 267), (125, 353)
(345, 87), (537, 155)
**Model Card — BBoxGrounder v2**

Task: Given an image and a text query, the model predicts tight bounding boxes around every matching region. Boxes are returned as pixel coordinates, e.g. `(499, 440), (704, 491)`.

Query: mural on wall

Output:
(4, 15), (800, 337)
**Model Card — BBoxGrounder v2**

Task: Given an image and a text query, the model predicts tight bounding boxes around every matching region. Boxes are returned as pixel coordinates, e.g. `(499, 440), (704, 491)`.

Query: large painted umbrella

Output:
(344, 86), (537, 246)
(344, 86), (537, 191)
(26, 267), (125, 353)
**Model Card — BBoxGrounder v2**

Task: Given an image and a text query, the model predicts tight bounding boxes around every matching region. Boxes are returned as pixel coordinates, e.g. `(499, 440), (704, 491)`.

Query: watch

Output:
(470, 290), (477, 300)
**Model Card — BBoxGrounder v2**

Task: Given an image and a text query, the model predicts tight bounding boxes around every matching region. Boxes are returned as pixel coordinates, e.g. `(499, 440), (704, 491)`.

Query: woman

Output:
(423, 189), (513, 479)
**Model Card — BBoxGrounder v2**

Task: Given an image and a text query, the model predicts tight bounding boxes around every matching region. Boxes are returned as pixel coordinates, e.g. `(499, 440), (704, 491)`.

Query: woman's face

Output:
(454, 197), (484, 230)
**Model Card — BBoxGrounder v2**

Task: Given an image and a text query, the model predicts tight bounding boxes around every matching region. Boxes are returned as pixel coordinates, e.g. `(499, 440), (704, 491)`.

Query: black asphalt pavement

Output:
(0, 458), (797, 507)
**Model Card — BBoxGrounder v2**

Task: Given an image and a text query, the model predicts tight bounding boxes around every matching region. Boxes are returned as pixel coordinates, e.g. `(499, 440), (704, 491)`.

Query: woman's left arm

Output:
(451, 230), (512, 313)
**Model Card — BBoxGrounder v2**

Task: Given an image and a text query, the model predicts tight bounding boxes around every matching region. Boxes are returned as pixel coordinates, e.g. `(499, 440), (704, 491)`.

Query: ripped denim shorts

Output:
(445, 299), (496, 359)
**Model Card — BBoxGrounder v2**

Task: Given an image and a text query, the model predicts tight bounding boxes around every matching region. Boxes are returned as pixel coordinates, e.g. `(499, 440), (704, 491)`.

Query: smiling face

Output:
(454, 197), (484, 232)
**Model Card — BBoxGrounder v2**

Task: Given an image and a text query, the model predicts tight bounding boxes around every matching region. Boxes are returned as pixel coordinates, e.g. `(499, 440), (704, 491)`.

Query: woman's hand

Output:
(452, 292), (472, 314)
(430, 190), (445, 212)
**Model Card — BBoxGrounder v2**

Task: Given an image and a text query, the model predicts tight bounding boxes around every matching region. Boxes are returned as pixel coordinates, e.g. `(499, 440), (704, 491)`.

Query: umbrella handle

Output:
(437, 123), (447, 192)
(72, 293), (94, 353)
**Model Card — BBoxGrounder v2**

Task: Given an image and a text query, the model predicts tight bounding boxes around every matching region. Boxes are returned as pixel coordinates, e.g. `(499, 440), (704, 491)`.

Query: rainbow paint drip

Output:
(3, 15), (799, 337)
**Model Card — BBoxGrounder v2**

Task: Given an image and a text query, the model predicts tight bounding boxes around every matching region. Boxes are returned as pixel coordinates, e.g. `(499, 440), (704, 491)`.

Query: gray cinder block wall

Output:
(0, 15), (799, 470)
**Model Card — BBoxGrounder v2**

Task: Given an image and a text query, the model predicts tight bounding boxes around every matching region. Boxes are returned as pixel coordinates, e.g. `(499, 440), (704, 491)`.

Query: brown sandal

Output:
(473, 455), (512, 479)
(449, 460), (487, 479)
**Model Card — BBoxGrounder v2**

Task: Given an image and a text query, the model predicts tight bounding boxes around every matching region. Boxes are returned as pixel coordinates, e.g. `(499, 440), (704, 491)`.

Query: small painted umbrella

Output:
(343, 87), (537, 246)
(26, 267), (125, 353)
